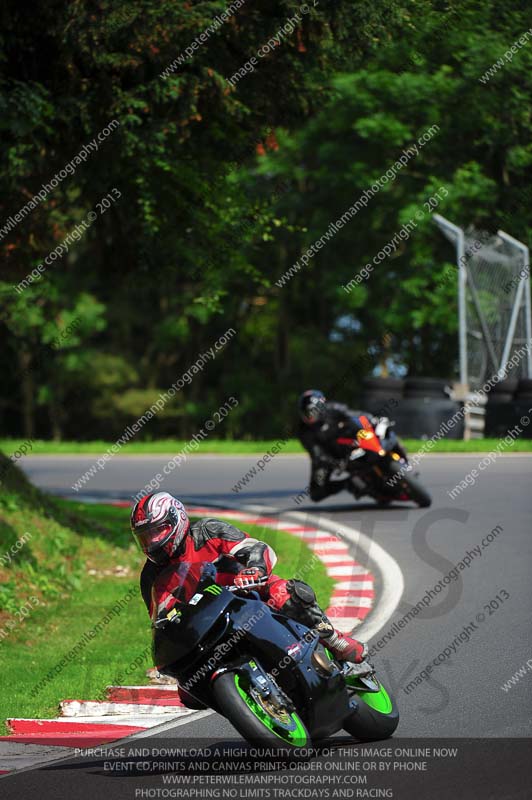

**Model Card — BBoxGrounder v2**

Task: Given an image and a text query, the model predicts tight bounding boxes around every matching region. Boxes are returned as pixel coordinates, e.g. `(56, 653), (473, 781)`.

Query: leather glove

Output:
(234, 567), (268, 589)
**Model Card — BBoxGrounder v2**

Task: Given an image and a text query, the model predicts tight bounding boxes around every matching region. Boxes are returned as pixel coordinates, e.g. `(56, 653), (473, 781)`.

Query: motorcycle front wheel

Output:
(343, 681), (399, 741)
(213, 669), (310, 749)
(386, 460), (432, 508)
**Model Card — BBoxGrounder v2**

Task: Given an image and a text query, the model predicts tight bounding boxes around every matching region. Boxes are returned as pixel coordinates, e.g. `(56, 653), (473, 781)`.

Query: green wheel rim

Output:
(344, 673), (393, 714)
(234, 674), (307, 745)
(357, 684), (393, 714)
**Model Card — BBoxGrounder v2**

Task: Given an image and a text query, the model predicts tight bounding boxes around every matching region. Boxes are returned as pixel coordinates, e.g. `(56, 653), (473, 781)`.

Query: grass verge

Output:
(0, 460), (332, 732)
(2, 437), (532, 455)
(0, 439), (305, 455)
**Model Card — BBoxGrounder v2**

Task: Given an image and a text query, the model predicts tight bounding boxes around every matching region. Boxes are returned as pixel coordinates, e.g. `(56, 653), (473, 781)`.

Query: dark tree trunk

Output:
(19, 348), (35, 439)
(276, 243), (290, 376)
(49, 393), (63, 441)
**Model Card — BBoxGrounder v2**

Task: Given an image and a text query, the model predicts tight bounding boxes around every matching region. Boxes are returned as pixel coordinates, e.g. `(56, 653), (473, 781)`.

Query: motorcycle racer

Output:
(298, 389), (385, 501)
(131, 492), (367, 672)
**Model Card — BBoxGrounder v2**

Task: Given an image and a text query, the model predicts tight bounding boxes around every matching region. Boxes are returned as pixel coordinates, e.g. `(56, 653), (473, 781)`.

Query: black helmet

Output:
(298, 389), (326, 423)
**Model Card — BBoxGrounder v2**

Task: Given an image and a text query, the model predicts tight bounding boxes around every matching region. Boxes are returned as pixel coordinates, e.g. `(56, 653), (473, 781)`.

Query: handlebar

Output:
(227, 582), (265, 592)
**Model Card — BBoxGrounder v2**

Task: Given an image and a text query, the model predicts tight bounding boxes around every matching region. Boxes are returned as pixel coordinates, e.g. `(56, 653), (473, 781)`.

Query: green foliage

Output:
(257, 2), (532, 378)
(0, 452), (88, 608)
(1, 1), (531, 437)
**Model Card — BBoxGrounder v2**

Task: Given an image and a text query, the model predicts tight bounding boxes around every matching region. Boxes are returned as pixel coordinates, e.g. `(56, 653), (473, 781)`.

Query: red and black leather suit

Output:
(140, 516), (332, 634)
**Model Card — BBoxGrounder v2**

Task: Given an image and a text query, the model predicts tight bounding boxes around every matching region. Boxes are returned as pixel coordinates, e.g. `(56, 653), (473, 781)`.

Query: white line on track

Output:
(122, 709), (214, 740)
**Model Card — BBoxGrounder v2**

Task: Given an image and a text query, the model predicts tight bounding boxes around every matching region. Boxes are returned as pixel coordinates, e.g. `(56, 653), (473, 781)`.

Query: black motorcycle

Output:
(152, 561), (399, 749)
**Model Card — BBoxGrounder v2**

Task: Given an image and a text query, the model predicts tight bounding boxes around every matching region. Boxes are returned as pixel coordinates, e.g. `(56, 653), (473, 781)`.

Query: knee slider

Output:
(314, 468), (328, 485)
(287, 580), (316, 607)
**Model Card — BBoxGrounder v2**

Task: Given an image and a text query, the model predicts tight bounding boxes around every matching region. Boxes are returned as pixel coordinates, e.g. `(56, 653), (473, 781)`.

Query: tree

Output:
(254, 0), (532, 377)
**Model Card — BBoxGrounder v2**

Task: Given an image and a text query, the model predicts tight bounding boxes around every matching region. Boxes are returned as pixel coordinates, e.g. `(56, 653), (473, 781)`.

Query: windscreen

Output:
(151, 561), (213, 621)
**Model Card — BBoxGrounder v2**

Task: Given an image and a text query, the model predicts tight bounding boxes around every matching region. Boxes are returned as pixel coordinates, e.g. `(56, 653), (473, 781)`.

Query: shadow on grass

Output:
(0, 451), (131, 549)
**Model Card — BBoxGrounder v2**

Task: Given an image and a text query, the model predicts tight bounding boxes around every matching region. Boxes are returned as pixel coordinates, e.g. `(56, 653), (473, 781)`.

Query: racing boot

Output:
(272, 579), (367, 664)
(314, 618), (367, 663)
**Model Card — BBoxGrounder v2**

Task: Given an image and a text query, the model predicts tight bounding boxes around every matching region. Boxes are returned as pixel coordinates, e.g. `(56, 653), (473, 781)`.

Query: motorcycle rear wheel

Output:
(343, 683), (399, 741)
(213, 670), (309, 749)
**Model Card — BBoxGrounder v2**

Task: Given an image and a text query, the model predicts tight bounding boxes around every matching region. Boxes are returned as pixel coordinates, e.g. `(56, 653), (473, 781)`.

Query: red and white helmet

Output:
(131, 492), (190, 565)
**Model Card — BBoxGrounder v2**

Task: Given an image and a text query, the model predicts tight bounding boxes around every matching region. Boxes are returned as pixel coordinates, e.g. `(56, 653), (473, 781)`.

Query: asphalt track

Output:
(19, 452), (532, 741)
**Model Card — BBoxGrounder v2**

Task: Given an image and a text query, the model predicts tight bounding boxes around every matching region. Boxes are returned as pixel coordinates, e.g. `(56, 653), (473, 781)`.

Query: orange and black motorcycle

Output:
(337, 415), (432, 508)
